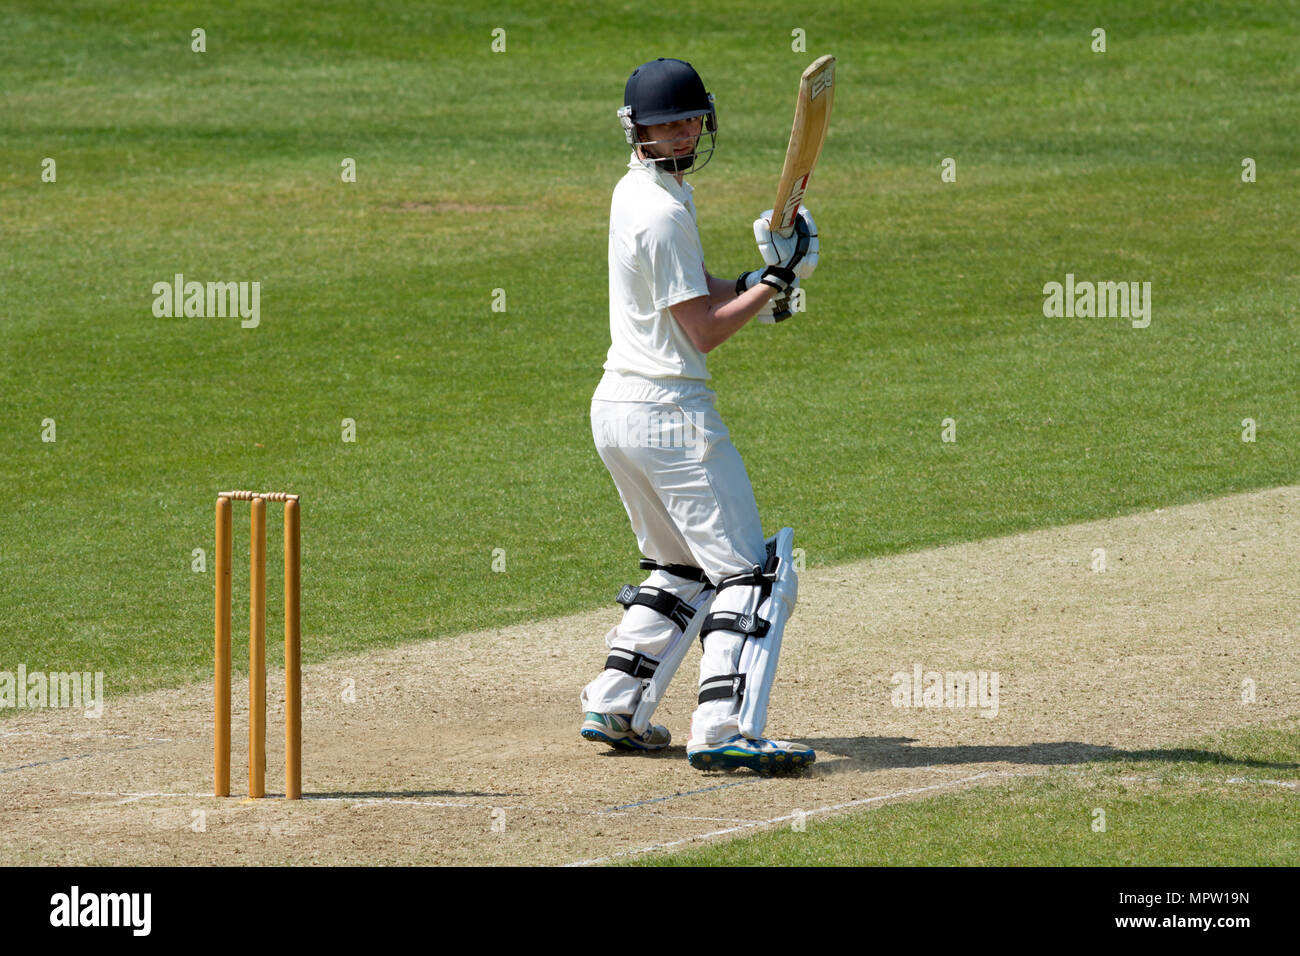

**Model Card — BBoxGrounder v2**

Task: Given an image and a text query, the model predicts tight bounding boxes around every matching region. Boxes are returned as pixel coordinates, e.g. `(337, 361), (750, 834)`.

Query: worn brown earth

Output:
(2, 487), (1296, 865)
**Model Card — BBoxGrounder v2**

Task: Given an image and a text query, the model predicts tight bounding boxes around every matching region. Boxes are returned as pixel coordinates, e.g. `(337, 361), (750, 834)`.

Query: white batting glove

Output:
(737, 270), (800, 324)
(753, 206), (819, 279)
(756, 285), (798, 324)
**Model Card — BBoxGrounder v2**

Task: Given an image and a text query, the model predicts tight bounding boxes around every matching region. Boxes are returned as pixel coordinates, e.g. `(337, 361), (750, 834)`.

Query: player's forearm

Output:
(702, 268), (777, 321)
(673, 269), (787, 353)
(704, 271), (736, 305)
(698, 284), (776, 351)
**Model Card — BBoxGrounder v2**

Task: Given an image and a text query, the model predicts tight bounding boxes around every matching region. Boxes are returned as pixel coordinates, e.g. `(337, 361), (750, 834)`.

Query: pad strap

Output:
(639, 559), (709, 583)
(604, 648), (659, 679)
(698, 549), (781, 645)
(700, 610), (770, 639)
(699, 673), (744, 704)
(715, 567), (771, 591)
(714, 539), (781, 593)
(616, 584), (697, 631)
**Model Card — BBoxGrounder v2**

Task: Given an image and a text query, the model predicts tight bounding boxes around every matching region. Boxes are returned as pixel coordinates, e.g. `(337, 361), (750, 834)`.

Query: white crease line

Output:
(104, 794), (153, 806)
(64, 769), (1293, 851)
(566, 770), (1022, 866)
(312, 797), (758, 823)
(1, 731), (173, 742)
(72, 791), (211, 799)
(1059, 770), (1299, 790)
(1226, 777), (1296, 790)
(340, 797), (486, 811)
(65, 791), (761, 825)
(634, 814), (758, 824)
(57, 791), (202, 810)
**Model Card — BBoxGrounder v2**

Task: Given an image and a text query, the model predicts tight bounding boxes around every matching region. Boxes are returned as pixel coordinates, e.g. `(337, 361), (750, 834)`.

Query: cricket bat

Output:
(770, 54), (836, 239)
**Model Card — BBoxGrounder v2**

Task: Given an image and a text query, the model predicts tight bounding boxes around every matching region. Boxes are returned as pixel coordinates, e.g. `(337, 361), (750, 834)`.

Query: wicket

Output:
(215, 490), (301, 799)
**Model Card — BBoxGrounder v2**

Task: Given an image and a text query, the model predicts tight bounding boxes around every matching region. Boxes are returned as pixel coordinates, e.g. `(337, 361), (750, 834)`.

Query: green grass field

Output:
(2, 0), (1296, 865)
(628, 720), (1300, 866)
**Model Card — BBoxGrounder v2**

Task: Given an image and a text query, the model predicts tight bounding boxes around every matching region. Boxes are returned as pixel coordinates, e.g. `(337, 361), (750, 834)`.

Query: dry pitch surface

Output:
(2, 487), (1296, 865)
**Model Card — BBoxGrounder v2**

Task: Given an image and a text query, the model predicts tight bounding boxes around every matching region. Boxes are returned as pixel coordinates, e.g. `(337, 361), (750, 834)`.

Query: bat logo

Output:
(810, 69), (834, 100)
(779, 174), (811, 228)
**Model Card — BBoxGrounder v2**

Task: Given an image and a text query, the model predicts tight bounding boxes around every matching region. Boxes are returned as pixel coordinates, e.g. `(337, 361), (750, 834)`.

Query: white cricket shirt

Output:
(601, 153), (711, 385)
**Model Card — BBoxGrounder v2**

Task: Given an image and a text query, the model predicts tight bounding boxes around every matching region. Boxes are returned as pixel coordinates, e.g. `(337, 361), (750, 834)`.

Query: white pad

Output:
(631, 587), (715, 735)
(737, 527), (797, 738)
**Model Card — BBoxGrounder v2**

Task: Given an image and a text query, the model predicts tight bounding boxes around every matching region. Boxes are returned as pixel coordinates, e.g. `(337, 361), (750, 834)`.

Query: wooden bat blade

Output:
(771, 54), (836, 238)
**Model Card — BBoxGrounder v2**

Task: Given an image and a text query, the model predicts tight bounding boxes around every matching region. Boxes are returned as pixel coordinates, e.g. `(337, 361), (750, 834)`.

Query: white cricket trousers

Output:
(581, 371), (767, 745)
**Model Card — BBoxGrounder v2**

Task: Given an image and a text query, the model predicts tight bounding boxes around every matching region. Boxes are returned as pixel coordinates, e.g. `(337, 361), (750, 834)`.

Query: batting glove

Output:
(753, 206), (818, 279)
(737, 270), (800, 323)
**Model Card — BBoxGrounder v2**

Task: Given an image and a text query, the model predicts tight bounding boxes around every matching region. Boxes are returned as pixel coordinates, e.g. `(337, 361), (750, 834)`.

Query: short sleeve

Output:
(638, 207), (710, 311)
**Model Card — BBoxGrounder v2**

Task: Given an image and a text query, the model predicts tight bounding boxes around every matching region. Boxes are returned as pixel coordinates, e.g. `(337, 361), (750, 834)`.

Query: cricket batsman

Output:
(579, 57), (818, 772)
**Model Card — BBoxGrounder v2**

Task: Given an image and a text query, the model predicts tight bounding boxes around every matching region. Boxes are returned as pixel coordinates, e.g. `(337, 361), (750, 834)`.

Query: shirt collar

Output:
(628, 151), (694, 203)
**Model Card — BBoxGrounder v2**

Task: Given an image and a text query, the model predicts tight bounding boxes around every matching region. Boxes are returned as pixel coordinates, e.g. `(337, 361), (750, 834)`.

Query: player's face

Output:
(639, 116), (704, 172)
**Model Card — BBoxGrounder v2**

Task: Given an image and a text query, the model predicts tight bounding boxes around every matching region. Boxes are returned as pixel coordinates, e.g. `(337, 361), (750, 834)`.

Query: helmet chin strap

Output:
(640, 151), (693, 174)
(660, 152), (694, 174)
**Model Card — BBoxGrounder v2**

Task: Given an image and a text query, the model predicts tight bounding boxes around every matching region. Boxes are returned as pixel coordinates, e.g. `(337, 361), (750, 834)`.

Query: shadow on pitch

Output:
(797, 737), (1300, 775)
(305, 789), (516, 800)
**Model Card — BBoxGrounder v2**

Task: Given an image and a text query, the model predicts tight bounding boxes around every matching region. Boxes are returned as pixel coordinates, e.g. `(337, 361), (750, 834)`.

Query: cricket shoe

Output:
(687, 734), (815, 774)
(580, 712), (671, 751)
